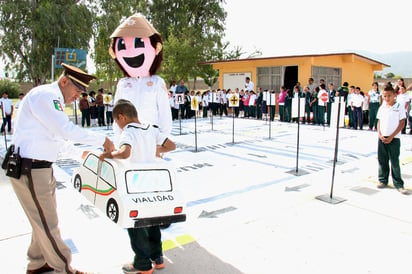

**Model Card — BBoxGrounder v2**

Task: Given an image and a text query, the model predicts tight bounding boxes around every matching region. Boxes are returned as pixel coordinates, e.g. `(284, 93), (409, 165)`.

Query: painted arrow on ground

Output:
(199, 206), (237, 218)
(285, 183), (310, 192)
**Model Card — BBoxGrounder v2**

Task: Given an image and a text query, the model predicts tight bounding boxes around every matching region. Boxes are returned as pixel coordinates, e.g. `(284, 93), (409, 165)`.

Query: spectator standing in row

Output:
(327, 83), (337, 125)
(248, 91), (256, 118)
(105, 92), (114, 126)
(362, 91), (369, 126)
(351, 87), (363, 130)
(79, 92), (90, 127)
(96, 88), (106, 126)
(0, 91), (13, 133)
(255, 87), (263, 119)
(245, 76), (254, 92)
(303, 86), (312, 124)
(368, 82), (380, 130)
(396, 86), (410, 134)
(169, 80), (177, 95)
(346, 86), (355, 128)
(376, 83), (407, 194)
(310, 87), (319, 125)
(278, 86), (287, 122)
(88, 90), (98, 126)
(317, 84), (328, 125)
(175, 80), (188, 119)
(202, 90), (209, 118)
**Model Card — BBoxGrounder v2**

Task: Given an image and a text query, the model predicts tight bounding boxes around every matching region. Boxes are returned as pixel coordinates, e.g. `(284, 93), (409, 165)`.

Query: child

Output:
(100, 99), (176, 274)
(376, 84), (407, 194)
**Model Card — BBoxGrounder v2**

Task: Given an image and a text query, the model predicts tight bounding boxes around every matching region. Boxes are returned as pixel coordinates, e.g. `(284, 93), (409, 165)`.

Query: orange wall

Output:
(212, 54), (386, 93)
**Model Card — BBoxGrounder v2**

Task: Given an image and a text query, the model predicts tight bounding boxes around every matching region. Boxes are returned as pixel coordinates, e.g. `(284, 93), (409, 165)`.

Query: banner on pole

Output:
(291, 98), (306, 118)
(228, 93), (240, 107)
(175, 94), (184, 105)
(191, 96), (199, 111)
(330, 97), (345, 128)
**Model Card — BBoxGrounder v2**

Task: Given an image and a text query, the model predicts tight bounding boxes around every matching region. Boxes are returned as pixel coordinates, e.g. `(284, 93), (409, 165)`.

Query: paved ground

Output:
(1, 116), (412, 274)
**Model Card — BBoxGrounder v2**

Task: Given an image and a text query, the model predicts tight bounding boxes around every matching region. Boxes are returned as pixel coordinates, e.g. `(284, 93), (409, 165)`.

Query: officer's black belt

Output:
(31, 159), (53, 169)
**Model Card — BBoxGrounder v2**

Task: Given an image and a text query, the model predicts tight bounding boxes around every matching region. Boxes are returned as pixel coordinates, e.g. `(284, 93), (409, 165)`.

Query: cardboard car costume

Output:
(109, 13), (172, 135)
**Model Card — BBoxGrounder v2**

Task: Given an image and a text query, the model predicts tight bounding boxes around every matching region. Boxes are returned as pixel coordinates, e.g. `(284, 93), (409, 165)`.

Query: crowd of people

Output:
(166, 77), (412, 135)
(78, 87), (114, 127)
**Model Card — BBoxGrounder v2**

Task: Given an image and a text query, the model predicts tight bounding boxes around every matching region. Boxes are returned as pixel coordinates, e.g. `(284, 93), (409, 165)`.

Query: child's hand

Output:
(99, 151), (112, 161)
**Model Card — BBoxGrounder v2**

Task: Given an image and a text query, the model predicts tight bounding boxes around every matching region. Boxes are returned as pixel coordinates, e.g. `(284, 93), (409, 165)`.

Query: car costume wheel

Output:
(106, 199), (119, 223)
(74, 175), (82, 192)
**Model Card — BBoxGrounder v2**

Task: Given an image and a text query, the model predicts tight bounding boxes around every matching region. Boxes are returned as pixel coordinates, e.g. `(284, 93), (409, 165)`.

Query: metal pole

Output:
(295, 96), (301, 173)
(194, 113), (197, 152)
(330, 96), (342, 199)
(232, 107), (235, 144)
(269, 91), (272, 139)
(51, 54), (55, 81)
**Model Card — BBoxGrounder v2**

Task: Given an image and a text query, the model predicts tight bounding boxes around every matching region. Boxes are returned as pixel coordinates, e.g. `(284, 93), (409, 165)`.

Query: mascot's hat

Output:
(62, 63), (96, 91)
(110, 13), (158, 39)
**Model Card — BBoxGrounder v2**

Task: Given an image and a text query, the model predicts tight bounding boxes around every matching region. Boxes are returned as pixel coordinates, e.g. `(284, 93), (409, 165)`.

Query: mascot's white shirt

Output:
(114, 76), (172, 138)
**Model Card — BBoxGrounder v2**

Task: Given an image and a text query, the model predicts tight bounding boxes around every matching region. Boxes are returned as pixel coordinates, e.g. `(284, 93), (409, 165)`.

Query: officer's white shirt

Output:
(119, 122), (167, 163)
(114, 76), (172, 137)
(377, 102), (406, 139)
(13, 82), (106, 162)
(0, 97), (13, 115)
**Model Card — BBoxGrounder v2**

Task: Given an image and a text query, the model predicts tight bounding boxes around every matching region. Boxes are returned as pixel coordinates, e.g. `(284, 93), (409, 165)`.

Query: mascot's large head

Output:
(109, 13), (163, 78)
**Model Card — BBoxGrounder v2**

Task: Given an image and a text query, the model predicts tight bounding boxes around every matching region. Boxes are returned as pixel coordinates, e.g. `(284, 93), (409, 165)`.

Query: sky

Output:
(2, 0), (412, 78)
(223, 0), (412, 58)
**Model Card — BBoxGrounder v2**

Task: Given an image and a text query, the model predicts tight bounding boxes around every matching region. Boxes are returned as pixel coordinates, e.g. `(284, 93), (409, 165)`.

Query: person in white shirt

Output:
(368, 82), (380, 130)
(351, 87), (364, 130)
(376, 83), (407, 194)
(0, 91), (14, 133)
(396, 86), (410, 134)
(99, 99), (175, 273)
(9, 63), (114, 274)
(316, 84), (328, 125)
(245, 76), (254, 92)
(248, 90), (257, 118)
(104, 92), (114, 126)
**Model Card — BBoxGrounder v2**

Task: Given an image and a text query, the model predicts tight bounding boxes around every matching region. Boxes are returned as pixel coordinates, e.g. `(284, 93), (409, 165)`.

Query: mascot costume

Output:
(110, 13), (172, 136)
(109, 14), (171, 274)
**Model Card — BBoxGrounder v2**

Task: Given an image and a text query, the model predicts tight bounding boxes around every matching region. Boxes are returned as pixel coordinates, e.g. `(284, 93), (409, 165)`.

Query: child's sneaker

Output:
(122, 263), (153, 274)
(153, 256), (165, 269)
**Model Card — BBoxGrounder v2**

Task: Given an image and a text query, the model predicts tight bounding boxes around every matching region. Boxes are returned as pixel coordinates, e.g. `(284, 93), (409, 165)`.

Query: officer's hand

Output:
(103, 137), (115, 152)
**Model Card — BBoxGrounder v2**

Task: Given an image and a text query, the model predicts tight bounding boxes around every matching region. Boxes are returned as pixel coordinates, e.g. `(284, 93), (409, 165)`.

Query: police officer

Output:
(10, 63), (114, 274)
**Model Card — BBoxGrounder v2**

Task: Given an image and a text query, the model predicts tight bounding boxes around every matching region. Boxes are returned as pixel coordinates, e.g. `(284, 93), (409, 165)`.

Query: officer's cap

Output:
(62, 63), (96, 92)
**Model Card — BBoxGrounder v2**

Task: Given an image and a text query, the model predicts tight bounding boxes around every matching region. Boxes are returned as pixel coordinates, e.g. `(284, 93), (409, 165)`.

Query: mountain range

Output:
(357, 50), (412, 78)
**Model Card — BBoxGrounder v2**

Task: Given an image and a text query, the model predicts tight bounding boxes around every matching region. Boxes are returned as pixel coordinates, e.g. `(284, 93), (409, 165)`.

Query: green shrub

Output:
(0, 79), (21, 98)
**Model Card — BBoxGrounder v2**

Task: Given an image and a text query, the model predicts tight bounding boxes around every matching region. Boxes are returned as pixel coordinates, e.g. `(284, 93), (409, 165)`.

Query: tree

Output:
(149, 0), (226, 88)
(384, 72), (395, 78)
(0, 0), (94, 86)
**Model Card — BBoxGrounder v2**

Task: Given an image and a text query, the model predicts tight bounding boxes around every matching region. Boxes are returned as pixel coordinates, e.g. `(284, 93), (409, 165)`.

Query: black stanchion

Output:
(316, 96), (346, 204)
(194, 113), (198, 152)
(268, 92), (272, 140)
(232, 107), (235, 144)
(179, 109), (182, 135)
(287, 97), (308, 176)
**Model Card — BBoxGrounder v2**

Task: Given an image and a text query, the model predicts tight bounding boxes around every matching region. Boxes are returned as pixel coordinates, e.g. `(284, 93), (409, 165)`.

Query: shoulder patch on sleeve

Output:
(53, 100), (63, 111)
